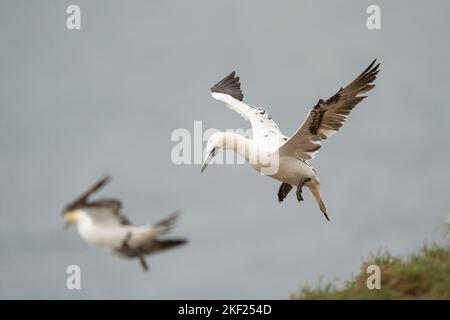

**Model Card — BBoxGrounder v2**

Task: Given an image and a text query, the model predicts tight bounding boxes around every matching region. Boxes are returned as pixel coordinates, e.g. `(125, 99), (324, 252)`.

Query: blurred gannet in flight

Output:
(63, 176), (187, 271)
(202, 60), (380, 221)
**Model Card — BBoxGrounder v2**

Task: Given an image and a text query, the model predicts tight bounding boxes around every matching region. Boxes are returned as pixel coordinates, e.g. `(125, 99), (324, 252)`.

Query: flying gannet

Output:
(202, 60), (380, 221)
(63, 176), (187, 271)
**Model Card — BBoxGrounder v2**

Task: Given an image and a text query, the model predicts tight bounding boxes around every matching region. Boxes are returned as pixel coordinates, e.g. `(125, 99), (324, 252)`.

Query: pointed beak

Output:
(63, 210), (79, 229)
(201, 151), (214, 174)
(62, 210), (70, 230)
(64, 221), (71, 230)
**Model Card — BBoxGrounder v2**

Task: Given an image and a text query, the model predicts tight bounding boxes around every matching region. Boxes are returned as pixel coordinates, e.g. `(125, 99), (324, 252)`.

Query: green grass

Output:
(291, 242), (450, 300)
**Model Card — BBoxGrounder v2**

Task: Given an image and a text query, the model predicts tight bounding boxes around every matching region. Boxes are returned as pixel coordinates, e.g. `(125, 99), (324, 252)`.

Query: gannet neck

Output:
(76, 211), (95, 240)
(221, 132), (257, 161)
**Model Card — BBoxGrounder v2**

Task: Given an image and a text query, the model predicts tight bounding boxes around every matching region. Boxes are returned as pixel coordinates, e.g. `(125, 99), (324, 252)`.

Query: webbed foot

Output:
(296, 178), (311, 202)
(278, 183), (293, 202)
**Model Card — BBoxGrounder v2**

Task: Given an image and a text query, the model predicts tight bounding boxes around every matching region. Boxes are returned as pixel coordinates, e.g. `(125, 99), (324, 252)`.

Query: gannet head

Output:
(63, 209), (88, 229)
(201, 132), (226, 173)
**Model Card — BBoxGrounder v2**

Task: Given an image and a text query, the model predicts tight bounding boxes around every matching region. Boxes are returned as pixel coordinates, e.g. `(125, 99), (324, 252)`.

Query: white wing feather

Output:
(210, 72), (287, 151)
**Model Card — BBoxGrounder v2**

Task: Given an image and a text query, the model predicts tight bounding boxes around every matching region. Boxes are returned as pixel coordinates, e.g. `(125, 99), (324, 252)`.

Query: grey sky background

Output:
(1, 0), (449, 299)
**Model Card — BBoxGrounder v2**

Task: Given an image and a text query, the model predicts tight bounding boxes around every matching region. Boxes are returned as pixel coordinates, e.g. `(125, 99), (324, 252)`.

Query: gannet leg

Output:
(138, 255), (149, 271)
(296, 178), (311, 202)
(278, 183), (293, 202)
(121, 232), (150, 272)
(121, 232), (132, 248)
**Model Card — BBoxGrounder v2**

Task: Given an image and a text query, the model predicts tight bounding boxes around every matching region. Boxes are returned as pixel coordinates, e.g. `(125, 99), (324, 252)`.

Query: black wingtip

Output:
(363, 59), (379, 74)
(100, 175), (112, 184)
(63, 174), (114, 213)
(370, 59), (381, 72)
(210, 71), (244, 101)
(95, 175), (112, 190)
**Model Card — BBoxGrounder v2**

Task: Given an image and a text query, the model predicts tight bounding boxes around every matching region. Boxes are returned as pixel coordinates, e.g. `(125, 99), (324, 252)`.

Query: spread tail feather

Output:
(154, 210), (181, 235)
(307, 178), (330, 221)
(317, 198), (329, 222)
(142, 238), (188, 255)
(124, 238), (187, 271)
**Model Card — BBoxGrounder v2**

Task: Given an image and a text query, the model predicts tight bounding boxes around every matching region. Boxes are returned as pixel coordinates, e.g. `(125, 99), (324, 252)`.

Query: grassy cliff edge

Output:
(291, 243), (450, 300)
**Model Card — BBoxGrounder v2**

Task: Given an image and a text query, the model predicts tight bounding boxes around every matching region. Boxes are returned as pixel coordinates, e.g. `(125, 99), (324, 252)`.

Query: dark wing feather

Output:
(139, 239), (187, 256)
(279, 60), (380, 160)
(117, 239), (187, 257)
(86, 199), (131, 225)
(64, 176), (131, 225)
(210, 71), (244, 101)
(64, 176), (111, 212)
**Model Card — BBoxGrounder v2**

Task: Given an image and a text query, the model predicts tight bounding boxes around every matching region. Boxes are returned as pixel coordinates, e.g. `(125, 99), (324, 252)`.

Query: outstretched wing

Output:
(64, 176), (131, 225)
(86, 199), (131, 226)
(210, 71), (287, 150)
(65, 175), (111, 212)
(278, 60), (380, 160)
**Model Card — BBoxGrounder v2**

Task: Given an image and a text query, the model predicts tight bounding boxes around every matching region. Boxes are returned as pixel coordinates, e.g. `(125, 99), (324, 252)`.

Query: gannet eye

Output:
(211, 147), (217, 157)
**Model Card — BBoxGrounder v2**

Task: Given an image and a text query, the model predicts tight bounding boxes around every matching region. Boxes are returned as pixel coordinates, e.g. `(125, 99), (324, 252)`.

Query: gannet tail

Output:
(142, 238), (188, 255)
(137, 239), (187, 271)
(307, 178), (330, 221)
(153, 210), (181, 235)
